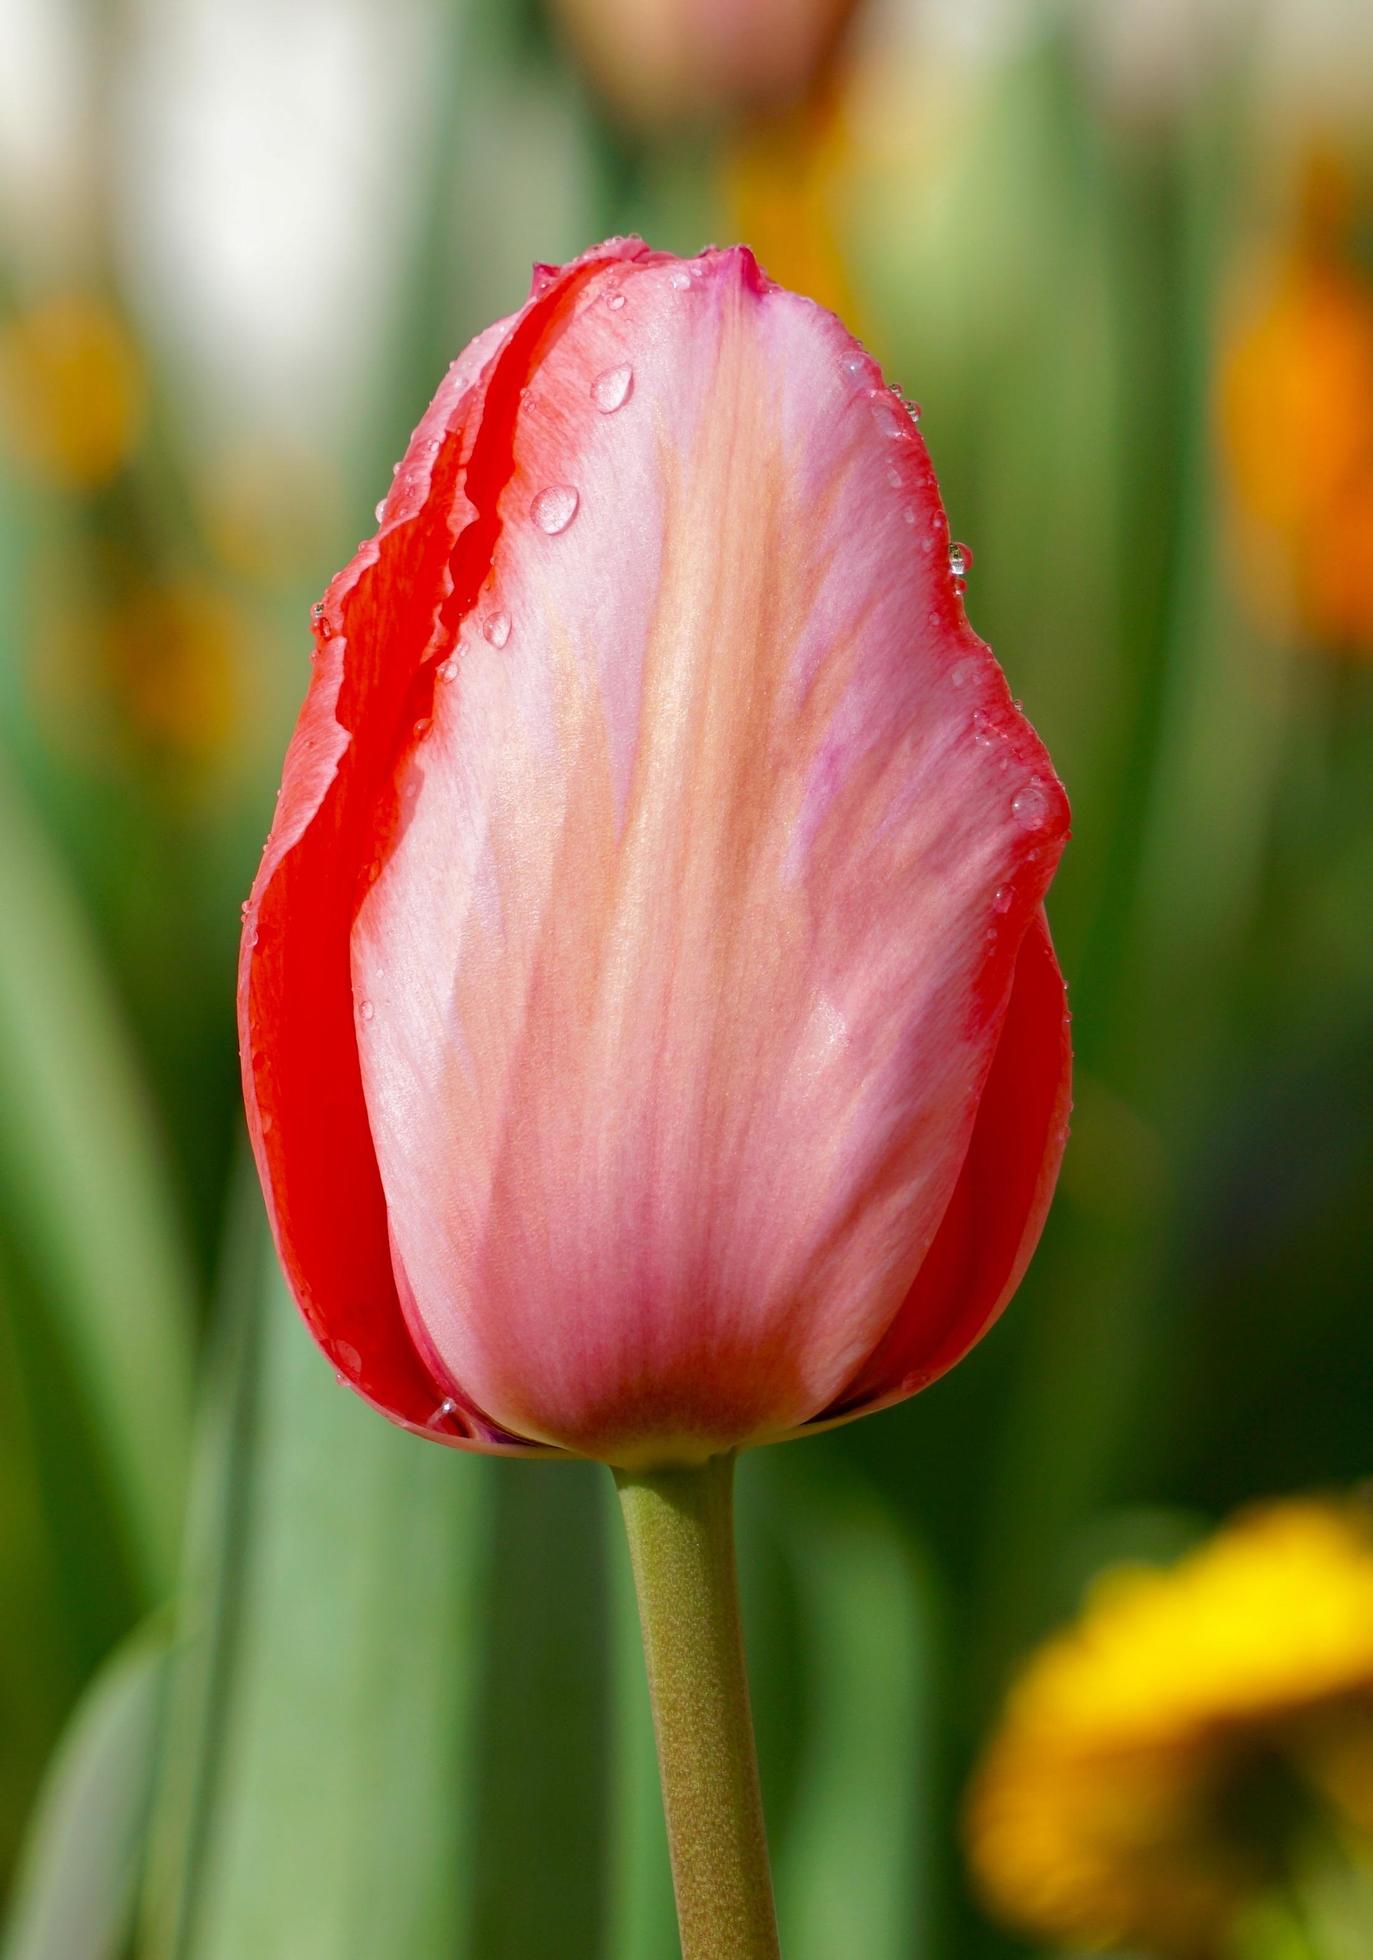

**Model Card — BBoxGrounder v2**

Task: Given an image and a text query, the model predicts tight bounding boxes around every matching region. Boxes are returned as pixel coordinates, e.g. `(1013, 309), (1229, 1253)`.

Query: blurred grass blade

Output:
(765, 1455), (941, 1960)
(0, 763), (195, 1599)
(138, 1159), (269, 1959)
(144, 1247), (497, 1960)
(467, 1463), (612, 1958)
(1, 1624), (167, 1960)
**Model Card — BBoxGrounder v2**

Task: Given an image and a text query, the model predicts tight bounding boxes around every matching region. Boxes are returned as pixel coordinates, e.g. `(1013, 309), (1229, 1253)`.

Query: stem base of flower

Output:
(614, 1454), (781, 1960)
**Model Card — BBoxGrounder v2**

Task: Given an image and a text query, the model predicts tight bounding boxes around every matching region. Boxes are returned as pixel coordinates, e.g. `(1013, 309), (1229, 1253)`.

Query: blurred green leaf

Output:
(0, 762), (195, 1602)
(765, 1453), (942, 1960)
(467, 1462), (613, 1959)
(1, 1623), (166, 1960)
(143, 1246), (496, 1960)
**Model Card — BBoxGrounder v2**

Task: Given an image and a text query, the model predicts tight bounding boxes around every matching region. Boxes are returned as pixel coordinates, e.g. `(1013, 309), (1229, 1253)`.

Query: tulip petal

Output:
(804, 908), (1072, 1432)
(239, 240), (660, 1451)
(350, 243), (1068, 1463)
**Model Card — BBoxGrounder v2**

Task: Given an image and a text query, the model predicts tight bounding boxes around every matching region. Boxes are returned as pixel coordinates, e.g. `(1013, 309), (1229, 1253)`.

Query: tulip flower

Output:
(547, 0), (863, 129)
(239, 236), (1069, 1957)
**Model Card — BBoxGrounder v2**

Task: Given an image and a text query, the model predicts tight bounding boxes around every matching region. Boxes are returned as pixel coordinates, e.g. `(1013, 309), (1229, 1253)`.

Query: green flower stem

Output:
(614, 1455), (781, 1960)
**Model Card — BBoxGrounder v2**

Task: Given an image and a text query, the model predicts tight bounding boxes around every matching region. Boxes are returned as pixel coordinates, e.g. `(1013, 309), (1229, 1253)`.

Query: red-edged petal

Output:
(238, 239), (656, 1452)
(807, 908), (1072, 1431)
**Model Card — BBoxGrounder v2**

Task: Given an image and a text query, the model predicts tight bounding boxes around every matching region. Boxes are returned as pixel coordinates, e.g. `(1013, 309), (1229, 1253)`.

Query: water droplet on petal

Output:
(359, 998), (375, 1022)
(842, 353), (866, 376)
(605, 290), (626, 311)
(669, 269), (691, 290)
(437, 656), (458, 680)
(427, 1397), (460, 1430)
(483, 611), (511, 647)
(334, 1340), (361, 1376)
(374, 498), (387, 522)
(902, 506), (918, 526)
(992, 884), (1014, 914)
(1012, 782), (1050, 829)
(413, 717), (430, 737)
(951, 657), (978, 687)
(869, 391), (912, 439)
(948, 540), (973, 579)
(591, 363), (633, 413)
(531, 485), (579, 534)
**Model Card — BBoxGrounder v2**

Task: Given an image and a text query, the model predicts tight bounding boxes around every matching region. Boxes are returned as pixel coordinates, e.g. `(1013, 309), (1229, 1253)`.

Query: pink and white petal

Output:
(352, 244), (1069, 1463)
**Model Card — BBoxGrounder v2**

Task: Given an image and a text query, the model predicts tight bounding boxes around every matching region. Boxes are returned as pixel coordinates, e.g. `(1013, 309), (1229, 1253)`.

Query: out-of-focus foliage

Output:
(1, 0), (1372, 1955)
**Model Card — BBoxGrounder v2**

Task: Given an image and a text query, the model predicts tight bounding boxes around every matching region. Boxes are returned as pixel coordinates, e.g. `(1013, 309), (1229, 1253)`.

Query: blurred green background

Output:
(2, 0), (1372, 1955)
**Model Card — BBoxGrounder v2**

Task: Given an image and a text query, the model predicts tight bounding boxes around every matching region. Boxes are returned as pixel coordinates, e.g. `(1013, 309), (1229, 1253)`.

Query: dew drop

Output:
(948, 540), (974, 578)
(842, 353), (866, 376)
(591, 363), (633, 413)
(902, 505), (918, 525)
(334, 1340), (361, 1377)
(886, 464), (902, 488)
(427, 1397), (460, 1430)
(950, 657), (978, 687)
(869, 391), (912, 439)
(437, 655), (458, 680)
(669, 269), (691, 290)
(413, 716), (430, 737)
(359, 998), (375, 1023)
(483, 611), (511, 648)
(992, 884), (1014, 914)
(605, 290), (626, 311)
(374, 498), (387, 523)
(1012, 782), (1050, 829)
(531, 484), (579, 534)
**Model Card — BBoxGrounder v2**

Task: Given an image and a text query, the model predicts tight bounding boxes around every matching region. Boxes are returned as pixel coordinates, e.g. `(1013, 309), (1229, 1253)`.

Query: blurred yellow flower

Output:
(35, 572), (246, 794)
(967, 1499), (1373, 1956)
(0, 293), (143, 489)
(1219, 152), (1373, 656)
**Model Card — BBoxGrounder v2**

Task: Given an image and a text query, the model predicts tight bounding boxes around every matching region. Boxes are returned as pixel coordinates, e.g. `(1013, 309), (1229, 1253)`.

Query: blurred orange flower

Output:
(0, 293), (143, 490)
(1219, 152), (1373, 655)
(721, 85), (858, 328)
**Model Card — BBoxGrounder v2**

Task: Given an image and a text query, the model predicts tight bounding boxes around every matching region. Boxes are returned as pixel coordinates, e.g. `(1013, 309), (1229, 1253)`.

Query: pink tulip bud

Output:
(548, 0), (862, 127)
(239, 239), (1071, 1467)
